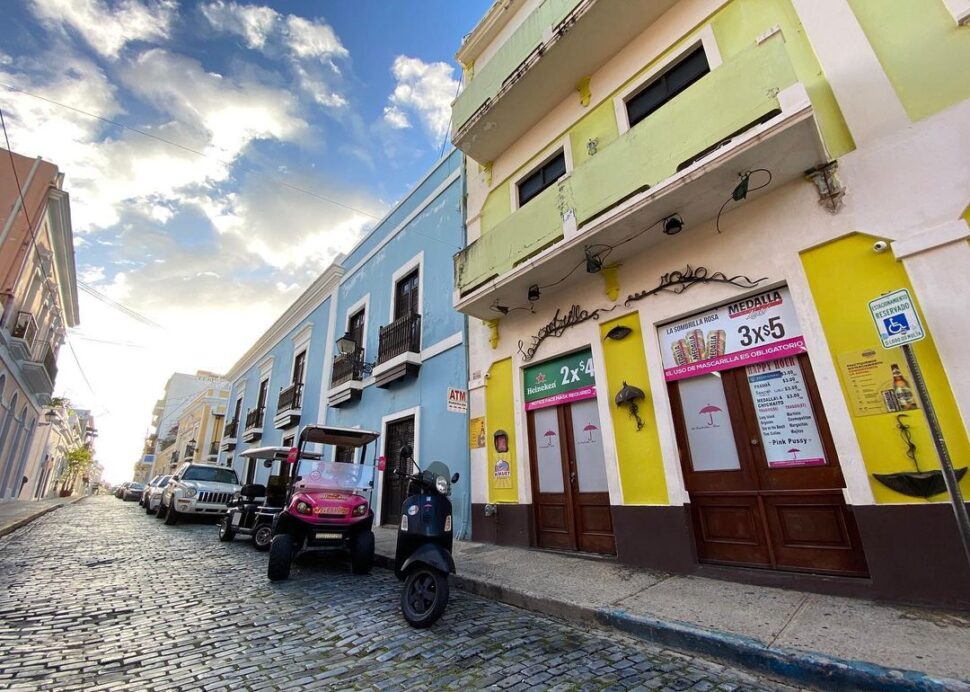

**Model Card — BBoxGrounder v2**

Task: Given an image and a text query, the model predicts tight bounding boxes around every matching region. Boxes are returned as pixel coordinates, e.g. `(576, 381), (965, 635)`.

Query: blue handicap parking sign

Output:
(883, 314), (910, 335)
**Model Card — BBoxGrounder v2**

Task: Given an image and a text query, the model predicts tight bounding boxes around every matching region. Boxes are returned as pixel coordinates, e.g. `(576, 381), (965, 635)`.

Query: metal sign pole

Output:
(901, 343), (970, 566)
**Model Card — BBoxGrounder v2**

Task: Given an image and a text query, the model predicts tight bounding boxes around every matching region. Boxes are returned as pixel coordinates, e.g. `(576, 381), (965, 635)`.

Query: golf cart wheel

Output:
(267, 534), (294, 581)
(253, 524), (273, 552)
(164, 504), (179, 526)
(350, 530), (375, 575)
(401, 566), (449, 629)
(218, 516), (235, 542)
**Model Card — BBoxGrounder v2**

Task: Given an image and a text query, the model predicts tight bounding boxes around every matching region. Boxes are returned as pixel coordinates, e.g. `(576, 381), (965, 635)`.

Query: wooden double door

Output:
(669, 354), (868, 577)
(381, 416), (414, 526)
(528, 399), (615, 555)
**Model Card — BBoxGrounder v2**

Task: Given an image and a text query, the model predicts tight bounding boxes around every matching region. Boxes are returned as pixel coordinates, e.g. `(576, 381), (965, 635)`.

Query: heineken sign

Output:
(524, 349), (596, 411)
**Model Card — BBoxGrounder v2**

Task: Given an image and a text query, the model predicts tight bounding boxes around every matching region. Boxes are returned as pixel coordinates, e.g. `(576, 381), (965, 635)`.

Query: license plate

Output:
(315, 532), (343, 540)
(231, 513), (242, 526)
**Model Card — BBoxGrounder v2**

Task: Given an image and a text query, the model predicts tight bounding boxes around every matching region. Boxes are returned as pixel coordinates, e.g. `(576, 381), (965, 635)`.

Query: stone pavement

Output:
(373, 528), (970, 688)
(0, 495), (86, 538)
(0, 496), (798, 691)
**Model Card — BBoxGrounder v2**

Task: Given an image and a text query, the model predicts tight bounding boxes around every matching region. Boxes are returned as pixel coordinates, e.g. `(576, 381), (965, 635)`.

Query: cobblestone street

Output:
(0, 497), (798, 691)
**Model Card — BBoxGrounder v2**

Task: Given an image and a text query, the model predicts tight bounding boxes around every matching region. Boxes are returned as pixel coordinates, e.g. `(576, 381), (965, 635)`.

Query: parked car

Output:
(157, 463), (241, 526)
(114, 482), (131, 498)
(139, 476), (162, 508)
(122, 483), (145, 501)
(143, 475), (172, 514)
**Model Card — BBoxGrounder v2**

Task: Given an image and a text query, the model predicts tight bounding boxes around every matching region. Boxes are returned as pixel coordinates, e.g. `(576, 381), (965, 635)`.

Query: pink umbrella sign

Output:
(787, 448), (800, 460)
(699, 404), (722, 426)
(582, 424), (598, 442)
(543, 430), (557, 448)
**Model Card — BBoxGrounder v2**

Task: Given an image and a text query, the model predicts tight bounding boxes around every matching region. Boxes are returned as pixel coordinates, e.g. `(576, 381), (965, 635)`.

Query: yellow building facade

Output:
(454, 0), (970, 607)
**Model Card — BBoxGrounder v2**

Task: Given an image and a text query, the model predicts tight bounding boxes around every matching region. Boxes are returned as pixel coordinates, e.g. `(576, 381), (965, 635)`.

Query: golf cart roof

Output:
(299, 425), (380, 447)
(239, 446), (321, 460)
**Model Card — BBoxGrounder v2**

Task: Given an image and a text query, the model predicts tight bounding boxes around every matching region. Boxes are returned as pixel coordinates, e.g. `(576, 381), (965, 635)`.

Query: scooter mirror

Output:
(377, 456), (386, 472)
(399, 444), (413, 461)
(451, 472), (460, 484)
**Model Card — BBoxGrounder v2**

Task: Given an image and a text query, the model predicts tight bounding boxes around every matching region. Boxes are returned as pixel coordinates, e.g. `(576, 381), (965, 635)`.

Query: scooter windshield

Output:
(296, 460), (375, 492)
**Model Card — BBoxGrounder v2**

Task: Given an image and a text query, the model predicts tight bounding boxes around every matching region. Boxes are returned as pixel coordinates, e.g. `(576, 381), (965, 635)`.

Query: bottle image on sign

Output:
(890, 363), (917, 410)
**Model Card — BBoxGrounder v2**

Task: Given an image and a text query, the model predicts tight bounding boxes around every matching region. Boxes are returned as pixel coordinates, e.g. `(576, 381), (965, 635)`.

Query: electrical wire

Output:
(716, 168), (772, 233)
(2, 83), (383, 221)
(77, 281), (163, 329)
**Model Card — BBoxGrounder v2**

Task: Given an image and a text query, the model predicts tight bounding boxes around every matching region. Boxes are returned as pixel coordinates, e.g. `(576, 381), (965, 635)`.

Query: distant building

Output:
(0, 148), (79, 501)
(149, 384), (228, 478)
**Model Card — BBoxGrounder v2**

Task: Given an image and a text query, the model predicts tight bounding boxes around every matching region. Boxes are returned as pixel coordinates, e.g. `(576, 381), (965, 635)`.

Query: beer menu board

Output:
(746, 357), (826, 468)
(657, 287), (807, 381)
(836, 349), (919, 417)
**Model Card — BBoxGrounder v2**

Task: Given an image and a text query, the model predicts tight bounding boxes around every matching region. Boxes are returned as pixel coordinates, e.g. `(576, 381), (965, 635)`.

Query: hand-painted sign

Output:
(524, 349), (596, 411)
(868, 289), (925, 349)
(658, 287), (806, 381)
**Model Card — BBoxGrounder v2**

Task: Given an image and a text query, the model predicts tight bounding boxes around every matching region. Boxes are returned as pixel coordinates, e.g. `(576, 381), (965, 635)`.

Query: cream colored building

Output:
(149, 385), (229, 478)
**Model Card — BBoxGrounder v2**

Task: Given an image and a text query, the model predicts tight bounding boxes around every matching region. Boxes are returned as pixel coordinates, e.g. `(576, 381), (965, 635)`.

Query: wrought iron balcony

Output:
(331, 348), (367, 387)
(11, 310), (37, 347)
(276, 382), (303, 413)
(43, 344), (57, 382)
(170, 450), (180, 465)
(208, 440), (220, 457)
(377, 313), (421, 365)
(245, 407), (264, 430)
(223, 418), (238, 439)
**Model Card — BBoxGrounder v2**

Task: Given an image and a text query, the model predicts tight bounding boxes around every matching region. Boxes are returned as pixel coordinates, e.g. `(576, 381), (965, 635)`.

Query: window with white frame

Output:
(625, 45), (710, 129)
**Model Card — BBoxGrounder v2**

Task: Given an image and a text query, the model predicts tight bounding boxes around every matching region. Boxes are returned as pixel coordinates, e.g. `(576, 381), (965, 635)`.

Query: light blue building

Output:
(219, 150), (469, 538)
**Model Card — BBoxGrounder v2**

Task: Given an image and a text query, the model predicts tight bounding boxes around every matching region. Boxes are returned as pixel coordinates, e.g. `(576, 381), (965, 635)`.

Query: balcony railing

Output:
(277, 382), (303, 413)
(245, 407), (264, 431)
(170, 450), (180, 464)
(223, 419), (238, 439)
(331, 348), (366, 387)
(455, 38), (798, 296)
(208, 440), (220, 457)
(377, 313), (421, 365)
(11, 311), (37, 348)
(42, 344), (57, 383)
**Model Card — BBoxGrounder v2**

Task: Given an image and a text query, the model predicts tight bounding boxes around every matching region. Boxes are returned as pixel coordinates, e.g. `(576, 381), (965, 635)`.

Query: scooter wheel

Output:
(253, 524), (273, 552)
(267, 534), (294, 581)
(219, 516), (236, 542)
(401, 566), (449, 628)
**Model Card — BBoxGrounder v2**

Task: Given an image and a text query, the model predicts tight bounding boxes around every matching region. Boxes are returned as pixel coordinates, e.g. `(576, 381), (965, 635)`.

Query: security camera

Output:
(872, 240), (889, 254)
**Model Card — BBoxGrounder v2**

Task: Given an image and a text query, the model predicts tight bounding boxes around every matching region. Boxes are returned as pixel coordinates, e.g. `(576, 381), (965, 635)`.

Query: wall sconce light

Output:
(527, 284), (541, 302)
(585, 246), (603, 273)
(615, 381), (646, 431)
(493, 430), (509, 453)
(662, 214), (684, 235)
(605, 325), (633, 341)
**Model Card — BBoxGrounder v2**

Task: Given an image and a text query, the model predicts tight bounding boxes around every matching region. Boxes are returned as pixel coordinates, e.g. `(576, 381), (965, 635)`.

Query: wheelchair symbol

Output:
(883, 314), (909, 335)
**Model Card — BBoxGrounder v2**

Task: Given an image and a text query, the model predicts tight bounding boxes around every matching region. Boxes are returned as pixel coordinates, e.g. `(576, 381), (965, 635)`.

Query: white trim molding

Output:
(942, 0), (970, 25)
(389, 251), (425, 323)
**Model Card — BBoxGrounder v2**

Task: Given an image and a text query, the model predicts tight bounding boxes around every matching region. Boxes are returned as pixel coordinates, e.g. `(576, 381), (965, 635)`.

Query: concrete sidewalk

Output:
(0, 495), (86, 538)
(374, 528), (969, 690)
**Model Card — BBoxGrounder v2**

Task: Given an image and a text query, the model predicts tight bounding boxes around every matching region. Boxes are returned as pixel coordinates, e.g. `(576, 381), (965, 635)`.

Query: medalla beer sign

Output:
(658, 287), (806, 382)
(524, 349), (596, 411)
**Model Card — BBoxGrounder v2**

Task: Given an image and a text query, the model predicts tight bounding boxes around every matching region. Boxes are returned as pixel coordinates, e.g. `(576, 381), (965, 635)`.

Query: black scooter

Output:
(393, 445), (459, 628)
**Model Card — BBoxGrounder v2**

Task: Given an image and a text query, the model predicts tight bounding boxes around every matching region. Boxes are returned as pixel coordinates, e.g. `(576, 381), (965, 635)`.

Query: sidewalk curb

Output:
(374, 551), (968, 691)
(0, 496), (86, 539)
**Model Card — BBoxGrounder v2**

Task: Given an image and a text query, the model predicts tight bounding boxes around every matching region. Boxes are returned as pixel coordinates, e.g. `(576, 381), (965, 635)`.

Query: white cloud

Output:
(385, 55), (458, 144)
(200, 0), (277, 49)
(284, 14), (348, 61)
(383, 105), (411, 130)
(29, 0), (176, 60)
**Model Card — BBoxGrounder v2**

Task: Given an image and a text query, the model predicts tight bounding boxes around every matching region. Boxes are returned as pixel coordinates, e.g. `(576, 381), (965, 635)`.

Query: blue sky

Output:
(0, 0), (489, 480)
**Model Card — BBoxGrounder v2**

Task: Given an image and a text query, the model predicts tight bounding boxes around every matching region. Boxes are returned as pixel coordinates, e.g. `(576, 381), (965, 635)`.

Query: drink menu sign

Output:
(658, 287), (806, 382)
(746, 357), (826, 468)
(524, 349), (596, 411)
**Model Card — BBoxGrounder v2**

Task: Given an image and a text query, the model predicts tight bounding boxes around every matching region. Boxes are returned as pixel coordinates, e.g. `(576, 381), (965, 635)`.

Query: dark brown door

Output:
(394, 269), (419, 320)
(292, 351), (306, 385)
(670, 354), (868, 577)
(348, 309), (365, 348)
(528, 399), (615, 555)
(381, 416), (414, 526)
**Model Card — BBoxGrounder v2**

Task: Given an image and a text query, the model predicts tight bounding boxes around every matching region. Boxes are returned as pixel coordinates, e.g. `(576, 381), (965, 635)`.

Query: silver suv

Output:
(158, 463), (241, 526)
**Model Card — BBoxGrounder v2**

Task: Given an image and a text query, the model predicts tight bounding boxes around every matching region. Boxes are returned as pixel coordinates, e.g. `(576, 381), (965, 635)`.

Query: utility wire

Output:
(2, 83), (382, 221)
(77, 281), (163, 329)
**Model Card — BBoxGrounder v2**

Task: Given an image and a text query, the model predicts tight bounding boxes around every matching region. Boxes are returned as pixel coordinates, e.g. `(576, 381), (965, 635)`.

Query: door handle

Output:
(569, 470), (576, 485)
(750, 438), (760, 446)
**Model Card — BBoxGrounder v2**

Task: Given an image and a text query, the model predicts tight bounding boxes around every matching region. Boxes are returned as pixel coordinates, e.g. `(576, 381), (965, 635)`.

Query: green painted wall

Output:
(476, 0), (855, 239)
(847, 0), (970, 123)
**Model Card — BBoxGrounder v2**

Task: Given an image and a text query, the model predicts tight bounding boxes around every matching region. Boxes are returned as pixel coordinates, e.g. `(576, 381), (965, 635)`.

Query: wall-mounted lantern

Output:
(605, 325), (632, 341)
(335, 332), (375, 374)
(493, 430), (509, 453)
(615, 381), (646, 431)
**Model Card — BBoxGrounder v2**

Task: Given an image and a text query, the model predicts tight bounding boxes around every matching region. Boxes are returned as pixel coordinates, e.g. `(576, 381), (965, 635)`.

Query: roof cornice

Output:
(224, 263), (344, 382)
(456, 0), (525, 66)
(47, 187), (79, 326)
